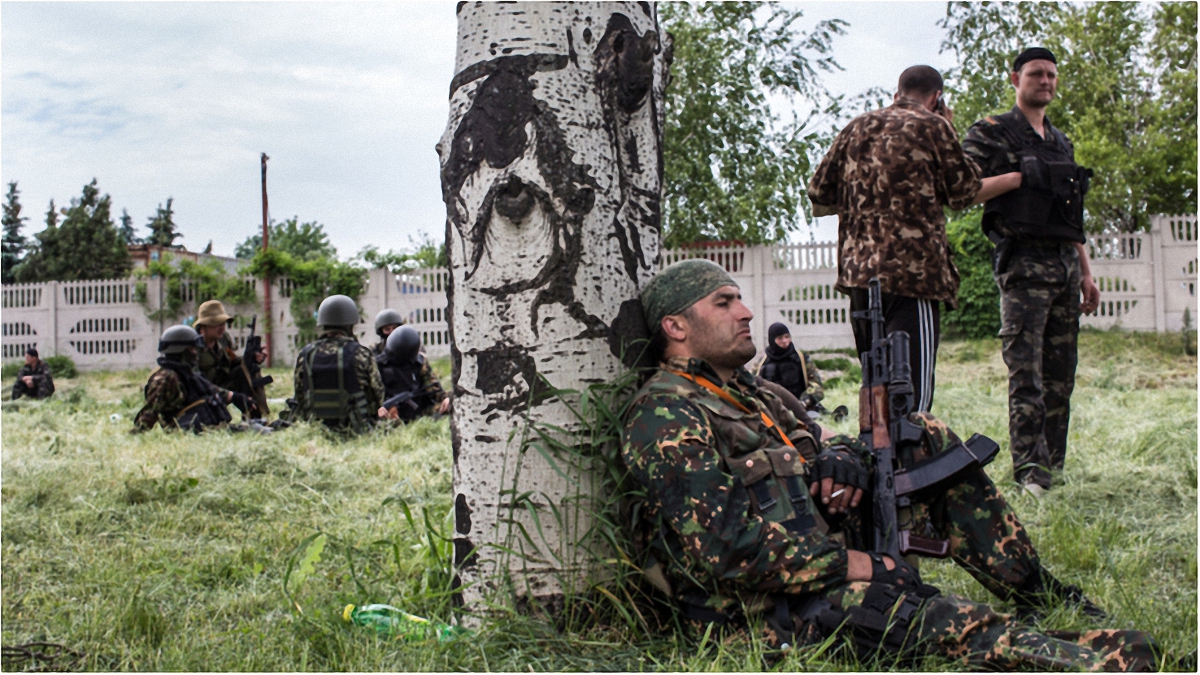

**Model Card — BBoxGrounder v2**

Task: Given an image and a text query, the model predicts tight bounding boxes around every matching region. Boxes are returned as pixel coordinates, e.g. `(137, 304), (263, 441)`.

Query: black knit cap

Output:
(1013, 47), (1057, 72)
(25, 347), (38, 358)
(767, 322), (790, 343)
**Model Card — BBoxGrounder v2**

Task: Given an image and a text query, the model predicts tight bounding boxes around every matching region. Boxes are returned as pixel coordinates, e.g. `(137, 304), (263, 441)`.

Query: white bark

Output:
(437, 1), (668, 614)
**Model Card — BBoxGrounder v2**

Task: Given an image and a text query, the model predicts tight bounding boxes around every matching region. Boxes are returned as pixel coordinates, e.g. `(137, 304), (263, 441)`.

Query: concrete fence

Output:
(3, 214), (1195, 371)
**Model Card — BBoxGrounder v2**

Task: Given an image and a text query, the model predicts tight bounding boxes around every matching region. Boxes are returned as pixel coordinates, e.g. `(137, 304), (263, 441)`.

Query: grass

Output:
(2, 331), (1196, 671)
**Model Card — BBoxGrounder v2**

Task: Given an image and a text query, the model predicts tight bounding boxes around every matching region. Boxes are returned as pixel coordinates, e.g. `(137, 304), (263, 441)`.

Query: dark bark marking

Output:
(566, 27), (578, 68)
(474, 342), (553, 413)
(456, 1), (466, 14)
(637, 2), (653, 19)
(454, 538), (479, 569)
(455, 493), (473, 534)
(582, 27), (593, 44)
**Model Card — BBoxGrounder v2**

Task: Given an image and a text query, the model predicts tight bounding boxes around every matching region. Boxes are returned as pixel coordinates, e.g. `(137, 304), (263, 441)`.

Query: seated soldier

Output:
(621, 259), (1158, 671)
(288, 294), (386, 433)
(135, 325), (253, 432)
(194, 300), (267, 419)
(375, 326), (450, 422)
(371, 309), (405, 355)
(759, 322), (825, 414)
(11, 348), (55, 400)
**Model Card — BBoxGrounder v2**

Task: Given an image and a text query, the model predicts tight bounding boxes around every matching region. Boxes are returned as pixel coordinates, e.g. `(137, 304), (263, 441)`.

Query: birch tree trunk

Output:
(437, 1), (668, 615)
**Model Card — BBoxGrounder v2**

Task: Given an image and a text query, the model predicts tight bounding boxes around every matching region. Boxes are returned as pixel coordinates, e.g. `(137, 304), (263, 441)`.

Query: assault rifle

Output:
(854, 278), (1001, 561)
(239, 316), (273, 419)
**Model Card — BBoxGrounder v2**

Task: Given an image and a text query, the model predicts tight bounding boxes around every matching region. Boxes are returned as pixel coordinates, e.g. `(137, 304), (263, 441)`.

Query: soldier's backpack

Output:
(300, 340), (372, 433)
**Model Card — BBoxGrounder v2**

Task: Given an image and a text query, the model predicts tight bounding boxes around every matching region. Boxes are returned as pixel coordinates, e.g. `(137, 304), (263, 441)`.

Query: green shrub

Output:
(942, 209), (1000, 339)
(44, 355), (78, 379)
(1, 362), (20, 378)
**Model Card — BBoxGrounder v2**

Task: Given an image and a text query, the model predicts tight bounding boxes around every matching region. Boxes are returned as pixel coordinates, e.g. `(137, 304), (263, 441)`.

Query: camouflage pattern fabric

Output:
(963, 109), (1083, 489)
(288, 330), (385, 422)
(197, 333), (251, 396)
(11, 361), (55, 400)
(641, 259), (738, 334)
(133, 366), (229, 432)
(371, 340), (385, 355)
(807, 98), (982, 306)
(622, 357), (1157, 670)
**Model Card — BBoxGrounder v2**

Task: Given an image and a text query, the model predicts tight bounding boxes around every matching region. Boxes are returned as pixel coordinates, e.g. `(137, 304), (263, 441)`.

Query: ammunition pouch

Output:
(176, 394), (233, 433)
(726, 446), (825, 537)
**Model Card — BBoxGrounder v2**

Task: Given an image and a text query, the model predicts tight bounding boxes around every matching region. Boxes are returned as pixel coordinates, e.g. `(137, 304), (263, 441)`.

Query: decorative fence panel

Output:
(3, 214), (1195, 371)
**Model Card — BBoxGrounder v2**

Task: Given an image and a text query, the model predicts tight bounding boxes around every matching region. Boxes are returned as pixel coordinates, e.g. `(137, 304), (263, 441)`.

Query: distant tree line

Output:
(1, 179), (184, 284)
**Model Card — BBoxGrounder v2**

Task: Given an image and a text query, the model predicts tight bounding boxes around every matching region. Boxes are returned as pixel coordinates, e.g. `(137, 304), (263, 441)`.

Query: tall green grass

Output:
(1, 332), (1195, 670)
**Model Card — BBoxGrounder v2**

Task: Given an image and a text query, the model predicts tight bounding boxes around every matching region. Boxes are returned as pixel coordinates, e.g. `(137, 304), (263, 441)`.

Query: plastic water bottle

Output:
(342, 604), (467, 642)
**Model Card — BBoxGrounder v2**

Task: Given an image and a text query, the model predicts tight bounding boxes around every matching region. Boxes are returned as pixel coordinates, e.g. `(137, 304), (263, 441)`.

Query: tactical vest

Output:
(155, 358), (232, 433)
(301, 340), (372, 432)
(983, 111), (1091, 243)
(376, 353), (433, 421)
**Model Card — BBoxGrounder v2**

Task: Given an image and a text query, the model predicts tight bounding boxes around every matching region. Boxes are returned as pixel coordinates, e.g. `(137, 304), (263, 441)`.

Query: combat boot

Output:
(1012, 568), (1109, 624)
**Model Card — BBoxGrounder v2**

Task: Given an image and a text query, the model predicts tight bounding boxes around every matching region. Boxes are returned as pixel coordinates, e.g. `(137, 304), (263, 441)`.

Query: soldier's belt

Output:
(893, 433), (1000, 498)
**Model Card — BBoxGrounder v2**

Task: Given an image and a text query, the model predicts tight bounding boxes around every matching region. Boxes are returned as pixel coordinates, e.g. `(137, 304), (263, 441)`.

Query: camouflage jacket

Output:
(12, 361), (55, 399)
(961, 106), (1076, 240)
(808, 98), (982, 306)
(134, 363), (230, 431)
(197, 333), (245, 393)
(377, 352), (448, 410)
(621, 356), (849, 613)
(289, 331), (386, 421)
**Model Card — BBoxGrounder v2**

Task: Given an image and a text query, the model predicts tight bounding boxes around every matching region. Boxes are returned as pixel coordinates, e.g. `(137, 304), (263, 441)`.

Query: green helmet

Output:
(158, 324), (200, 354)
(317, 294), (360, 329)
(374, 308), (404, 337)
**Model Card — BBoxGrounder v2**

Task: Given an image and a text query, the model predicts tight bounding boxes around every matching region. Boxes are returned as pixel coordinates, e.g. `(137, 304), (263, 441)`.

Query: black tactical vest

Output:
(983, 111), (1091, 243)
(376, 352), (434, 420)
(301, 340), (371, 432)
(155, 357), (232, 433)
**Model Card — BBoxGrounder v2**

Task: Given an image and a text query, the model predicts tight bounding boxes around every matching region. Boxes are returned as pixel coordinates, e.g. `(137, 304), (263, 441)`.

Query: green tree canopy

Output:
(661, 2), (845, 246)
(2, 181), (28, 284)
(146, 197), (182, 247)
(356, 232), (447, 273)
(118, 208), (142, 246)
(940, 1), (1197, 232)
(15, 179), (132, 282)
(235, 217), (337, 261)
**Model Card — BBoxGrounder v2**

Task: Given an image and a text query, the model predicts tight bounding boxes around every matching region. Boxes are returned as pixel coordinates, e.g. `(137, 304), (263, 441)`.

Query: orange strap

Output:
(669, 371), (800, 455)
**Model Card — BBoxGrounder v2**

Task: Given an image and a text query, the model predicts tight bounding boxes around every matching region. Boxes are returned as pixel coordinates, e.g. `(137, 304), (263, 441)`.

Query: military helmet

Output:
(374, 308), (404, 337)
(316, 295), (360, 329)
(158, 324), (200, 354)
(386, 326), (422, 362)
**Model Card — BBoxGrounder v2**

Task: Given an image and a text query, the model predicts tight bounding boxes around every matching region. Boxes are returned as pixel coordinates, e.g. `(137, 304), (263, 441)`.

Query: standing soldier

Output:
(961, 47), (1101, 497)
(194, 300), (267, 418)
(371, 309), (404, 355)
(288, 294), (385, 433)
(11, 348), (55, 400)
(134, 325), (252, 432)
(375, 326), (450, 422)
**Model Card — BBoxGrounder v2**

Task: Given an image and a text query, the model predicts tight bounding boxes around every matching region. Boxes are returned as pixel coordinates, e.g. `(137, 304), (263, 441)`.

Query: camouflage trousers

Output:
(995, 242), (1082, 488)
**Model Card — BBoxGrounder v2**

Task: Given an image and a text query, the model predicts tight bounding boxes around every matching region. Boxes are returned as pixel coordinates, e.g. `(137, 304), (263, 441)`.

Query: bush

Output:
(1, 362), (20, 378)
(942, 209), (1000, 339)
(44, 355), (78, 379)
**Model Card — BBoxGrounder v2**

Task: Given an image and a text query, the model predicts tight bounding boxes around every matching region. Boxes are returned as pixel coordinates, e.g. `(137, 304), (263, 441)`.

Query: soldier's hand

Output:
(869, 552), (923, 587)
(21, 376), (33, 387)
(377, 406), (388, 419)
(811, 477), (863, 514)
(255, 350), (268, 364)
(810, 449), (867, 514)
(1080, 274), (1101, 314)
(438, 398), (450, 415)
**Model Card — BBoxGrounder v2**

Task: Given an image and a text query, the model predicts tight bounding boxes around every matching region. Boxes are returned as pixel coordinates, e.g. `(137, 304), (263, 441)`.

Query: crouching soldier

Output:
(134, 325), (253, 432)
(622, 259), (1159, 671)
(11, 348), (55, 400)
(371, 308), (404, 355)
(288, 294), (385, 433)
(194, 300), (267, 419)
(376, 325), (449, 422)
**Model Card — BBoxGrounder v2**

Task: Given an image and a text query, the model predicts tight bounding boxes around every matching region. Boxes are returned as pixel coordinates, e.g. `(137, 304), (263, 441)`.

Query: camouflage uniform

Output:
(377, 351), (447, 420)
(197, 333), (252, 396)
(134, 362), (231, 432)
(962, 109), (1083, 489)
(621, 355), (1157, 670)
(11, 361), (55, 400)
(288, 330), (385, 428)
(808, 97), (981, 411)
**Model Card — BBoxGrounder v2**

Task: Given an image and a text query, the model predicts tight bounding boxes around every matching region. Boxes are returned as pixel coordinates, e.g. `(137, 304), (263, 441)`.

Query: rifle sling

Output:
(669, 371), (801, 455)
(893, 433), (1001, 497)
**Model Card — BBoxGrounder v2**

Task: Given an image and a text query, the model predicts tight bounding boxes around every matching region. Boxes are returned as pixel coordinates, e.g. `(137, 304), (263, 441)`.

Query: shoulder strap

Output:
(666, 370), (801, 456)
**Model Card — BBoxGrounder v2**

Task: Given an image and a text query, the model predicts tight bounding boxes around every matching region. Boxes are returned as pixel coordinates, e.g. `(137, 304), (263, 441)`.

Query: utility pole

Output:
(261, 152), (272, 368)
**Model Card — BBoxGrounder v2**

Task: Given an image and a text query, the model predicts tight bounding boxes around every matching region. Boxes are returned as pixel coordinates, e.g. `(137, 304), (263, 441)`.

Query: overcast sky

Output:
(1, 1), (957, 259)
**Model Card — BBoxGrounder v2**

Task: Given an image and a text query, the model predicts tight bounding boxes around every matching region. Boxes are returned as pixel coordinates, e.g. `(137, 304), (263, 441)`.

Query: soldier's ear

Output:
(1010, 70), (1020, 88)
(661, 315), (688, 342)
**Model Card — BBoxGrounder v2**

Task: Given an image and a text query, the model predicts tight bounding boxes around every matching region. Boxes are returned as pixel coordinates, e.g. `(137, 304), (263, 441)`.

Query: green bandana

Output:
(641, 259), (738, 334)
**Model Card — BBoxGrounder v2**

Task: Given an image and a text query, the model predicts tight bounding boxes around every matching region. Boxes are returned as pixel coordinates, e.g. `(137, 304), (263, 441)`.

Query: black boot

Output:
(1012, 568), (1109, 623)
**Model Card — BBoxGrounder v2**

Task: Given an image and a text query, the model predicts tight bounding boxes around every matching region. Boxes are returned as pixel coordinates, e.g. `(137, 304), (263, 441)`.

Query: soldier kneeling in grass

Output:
(134, 325), (255, 433)
(621, 259), (1161, 670)
(11, 348), (55, 400)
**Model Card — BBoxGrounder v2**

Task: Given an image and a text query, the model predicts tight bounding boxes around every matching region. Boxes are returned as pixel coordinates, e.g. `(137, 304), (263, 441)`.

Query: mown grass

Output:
(2, 331), (1196, 671)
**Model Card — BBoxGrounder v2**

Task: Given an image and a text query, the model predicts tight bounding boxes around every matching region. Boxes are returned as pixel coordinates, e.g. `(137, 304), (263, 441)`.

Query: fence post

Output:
(48, 280), (59, 357)
(1149, 215), (1167, 332)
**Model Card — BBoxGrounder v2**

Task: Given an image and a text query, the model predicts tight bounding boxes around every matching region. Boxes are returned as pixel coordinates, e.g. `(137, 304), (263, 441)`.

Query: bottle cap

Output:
(343, 604), (355, 622)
